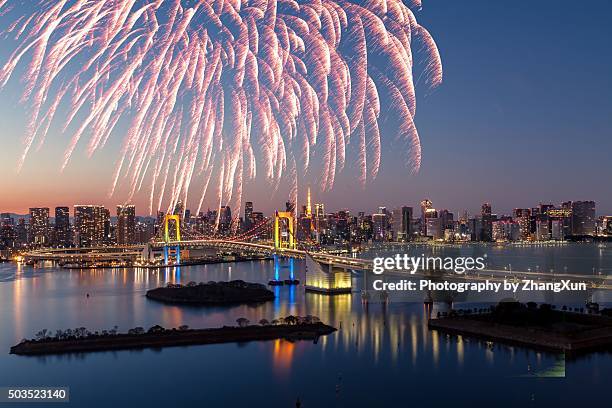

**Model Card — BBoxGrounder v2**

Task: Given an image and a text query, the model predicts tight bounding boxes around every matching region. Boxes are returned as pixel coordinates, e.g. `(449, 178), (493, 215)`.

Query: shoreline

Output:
(10, 323), (336, 356)
(428, 315), (612, 353)
(57, 255), (274, 270)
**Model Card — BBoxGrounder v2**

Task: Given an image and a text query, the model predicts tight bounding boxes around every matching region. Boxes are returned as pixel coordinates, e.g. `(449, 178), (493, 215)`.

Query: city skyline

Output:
(2, 1), (612, 215)
(1, 197), (607, 249)
(0, 196), (608, 220)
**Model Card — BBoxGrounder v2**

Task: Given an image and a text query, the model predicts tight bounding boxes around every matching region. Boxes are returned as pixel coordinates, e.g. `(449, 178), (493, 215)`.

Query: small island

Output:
(146, 280), (275, 304)
(10, 316), (335, 356)
(429, 301), (612, 353)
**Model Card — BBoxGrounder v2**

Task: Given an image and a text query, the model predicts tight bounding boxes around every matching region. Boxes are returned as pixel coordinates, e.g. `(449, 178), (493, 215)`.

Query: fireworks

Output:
(0, 0), (441, 215)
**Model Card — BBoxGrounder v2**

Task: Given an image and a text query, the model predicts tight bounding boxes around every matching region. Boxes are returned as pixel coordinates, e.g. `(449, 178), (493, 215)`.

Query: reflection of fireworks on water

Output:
(0, 0), (441, 214)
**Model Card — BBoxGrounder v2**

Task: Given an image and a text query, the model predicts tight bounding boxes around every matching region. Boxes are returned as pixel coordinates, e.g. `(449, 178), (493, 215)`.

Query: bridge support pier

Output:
(268, 254), (300, 286)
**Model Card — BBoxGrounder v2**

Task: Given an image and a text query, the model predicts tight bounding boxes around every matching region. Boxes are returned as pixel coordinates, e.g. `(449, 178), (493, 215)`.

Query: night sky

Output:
(1, 0), (611, 216)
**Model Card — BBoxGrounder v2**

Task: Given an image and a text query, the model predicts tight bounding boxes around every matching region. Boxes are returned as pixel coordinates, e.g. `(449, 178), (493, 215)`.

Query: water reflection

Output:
(0, 255), (607, 407)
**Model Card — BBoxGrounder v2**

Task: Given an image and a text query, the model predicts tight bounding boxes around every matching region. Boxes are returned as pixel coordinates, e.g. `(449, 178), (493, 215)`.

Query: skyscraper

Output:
(54, 207), (71, 247)
(305, 187), (312, 217)
(420, 199), (433, 235)
(29, 207), (49, 246)
(396, 206), (412, 241)
(74, 205), (107, 247)
(481, 202), (493, 242)
(244, 201), (253, 230)
(219, 206), (232, 233)
(116, 205), (136, 245)
(571, 201), (596, 235)
(314, 203), (325, 219)
(513, 208), (531, 241)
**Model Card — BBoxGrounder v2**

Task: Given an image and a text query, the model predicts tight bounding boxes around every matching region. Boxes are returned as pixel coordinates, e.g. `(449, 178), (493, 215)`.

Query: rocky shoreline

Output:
(11, 322), (336, 356)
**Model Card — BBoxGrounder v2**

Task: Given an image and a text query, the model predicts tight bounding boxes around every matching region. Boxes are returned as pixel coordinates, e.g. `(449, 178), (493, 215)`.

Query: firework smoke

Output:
(0, 0), (442, 215)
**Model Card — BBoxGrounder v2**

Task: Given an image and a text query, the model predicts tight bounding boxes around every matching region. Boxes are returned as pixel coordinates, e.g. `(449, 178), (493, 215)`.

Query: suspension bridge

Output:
(21, 211), (612, 293)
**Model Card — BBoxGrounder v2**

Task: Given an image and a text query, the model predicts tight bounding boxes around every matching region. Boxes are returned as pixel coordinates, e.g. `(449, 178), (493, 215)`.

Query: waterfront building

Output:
(551, 219), (564, 240)
(135, 219), (156, 243)
(513, 208), (531, 241)
(395, 206), (412, 241)
(54, 207), (71, 247)
(420, 199), (433, 235)
(15, 219), (27, 246)
(0, 223), (16, 249)
(481, 203), (493, 242)
(116, 205), (136, 245)
(492, 220), (520, 242)
(372, 210), (389, 241)
(469, 218), (482, 241)
(602, 216), (612, 235)
(426, 217), (443, 240)
(536, 216), (550, 241)
(74, 205), (107, 247)
(571, 201), (596, 235)
(29, 207), (49, 246)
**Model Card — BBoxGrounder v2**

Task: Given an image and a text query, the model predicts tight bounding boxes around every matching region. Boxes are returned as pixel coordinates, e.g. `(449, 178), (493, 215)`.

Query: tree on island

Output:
(236, 318), (250, 327)
(259, 319), (270, 326)
(284, 315), (298, 325)
(128, 327), (145, 335)
(148, 325), (165, 334)
(35, 329), (48, 341)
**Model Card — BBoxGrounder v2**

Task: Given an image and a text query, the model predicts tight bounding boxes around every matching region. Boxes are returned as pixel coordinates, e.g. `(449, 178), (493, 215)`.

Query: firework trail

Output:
(0, 0), (441, 215)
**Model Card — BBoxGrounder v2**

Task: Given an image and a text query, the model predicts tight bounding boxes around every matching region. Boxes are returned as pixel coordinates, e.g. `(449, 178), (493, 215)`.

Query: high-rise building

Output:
(439, 210), (454, 232)
(173, 201), (185, 217)
(536, 216), (550, 241)
(571, 201), (596, 236)
(372, 211), (389, 241)
(420, 199), (433, 235)
(481, 203), (493, 242)
(102, 208), (111, 244)
(551, 219), (564, 240)
(116, 205), (136, 245)
(314, 203), (325, 218)
(219, 206), (232, 233)
(74, 205), (107, 247)
(29, 207), (49, 246)
(513, 208), (531, 241)
(397, 206), (413, 241)
(54, 207), (71, 247)
(0, 214), (16, 249)
(244, 201), (253, 230)
(16, 219), (27, 246)
(426, 217), (443, 240)
(492, 220), (520, 242)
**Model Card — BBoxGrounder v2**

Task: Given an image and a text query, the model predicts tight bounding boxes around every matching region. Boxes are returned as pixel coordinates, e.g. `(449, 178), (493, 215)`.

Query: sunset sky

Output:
(1, 0), (611, 216)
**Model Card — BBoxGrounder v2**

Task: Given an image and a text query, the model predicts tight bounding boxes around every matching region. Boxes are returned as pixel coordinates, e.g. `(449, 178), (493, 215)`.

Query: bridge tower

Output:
(274, 211), (296, 250)
(163, 214), (181, 266)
